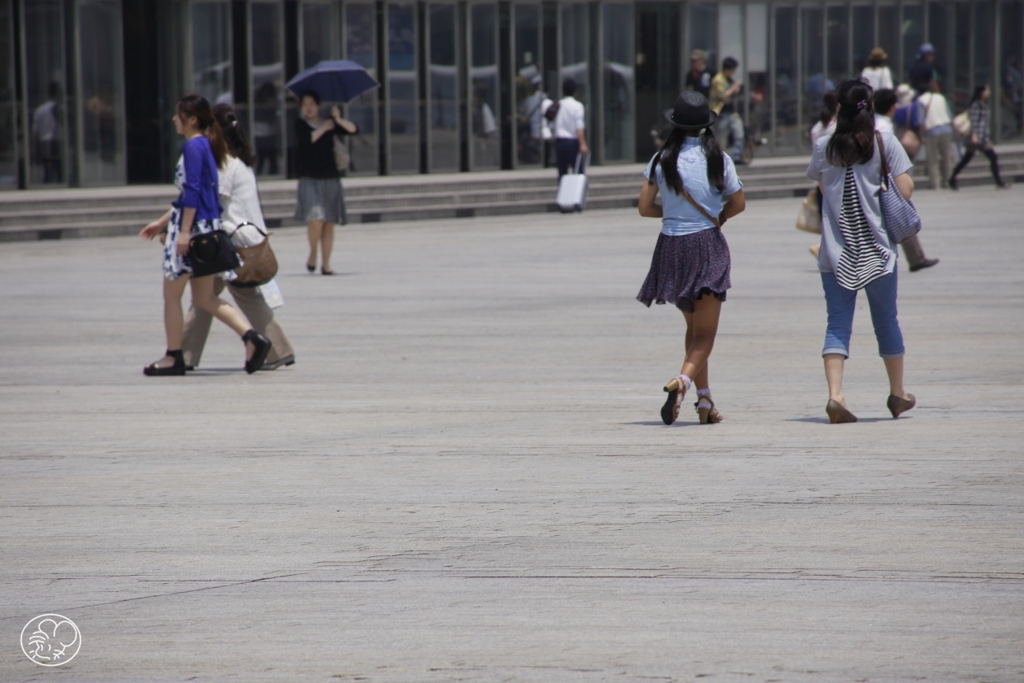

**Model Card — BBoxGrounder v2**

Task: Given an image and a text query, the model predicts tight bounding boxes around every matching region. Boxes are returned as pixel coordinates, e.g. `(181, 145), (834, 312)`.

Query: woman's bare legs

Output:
(883, 356), (910, 400)
(681, 312), (711, 389)
(678, 295), (722, 381)
(307, 220), (324, 269)
(320, 222), (335, 273)
(824, 353), (846, 406)
(149, 275), (191, 369)
(189, 275), (259, 361)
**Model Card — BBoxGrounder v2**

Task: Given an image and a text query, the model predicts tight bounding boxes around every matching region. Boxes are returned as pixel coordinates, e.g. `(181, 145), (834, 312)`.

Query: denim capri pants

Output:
(820, 270), (905, 358)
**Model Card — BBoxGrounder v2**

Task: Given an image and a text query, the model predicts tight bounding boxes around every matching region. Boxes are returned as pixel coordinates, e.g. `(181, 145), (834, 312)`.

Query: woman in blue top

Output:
(637, 91), (746, 425)
(140, 95), (271, 376)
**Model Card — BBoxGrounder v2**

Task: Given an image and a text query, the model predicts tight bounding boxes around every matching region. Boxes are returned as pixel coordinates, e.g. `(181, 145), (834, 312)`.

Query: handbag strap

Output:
(227, 221), (267, 238)
(875, 131), (891, 190)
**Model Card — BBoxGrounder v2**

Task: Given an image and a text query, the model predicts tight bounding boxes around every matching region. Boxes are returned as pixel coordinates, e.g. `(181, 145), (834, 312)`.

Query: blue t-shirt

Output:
(643, 139), (743, 236)
(173, 135), (221, 221)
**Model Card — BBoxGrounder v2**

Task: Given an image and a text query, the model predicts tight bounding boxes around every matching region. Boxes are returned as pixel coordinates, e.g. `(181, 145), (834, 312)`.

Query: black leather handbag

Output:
(188, 230), (240, 278)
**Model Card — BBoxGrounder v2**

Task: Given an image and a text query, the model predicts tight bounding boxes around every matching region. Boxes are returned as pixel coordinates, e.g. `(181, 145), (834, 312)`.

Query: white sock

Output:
(677, 374), (693, 392)
(696, 388), (712, 409)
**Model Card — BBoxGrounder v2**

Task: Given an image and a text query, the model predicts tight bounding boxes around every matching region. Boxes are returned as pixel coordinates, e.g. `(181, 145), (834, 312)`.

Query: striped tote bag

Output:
(875, 131), (921, 244)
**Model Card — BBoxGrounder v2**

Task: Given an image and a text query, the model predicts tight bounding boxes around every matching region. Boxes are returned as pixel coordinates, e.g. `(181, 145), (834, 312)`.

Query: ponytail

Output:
(826, 79), (876, 167)
(656, 126), (727, 195)
(213, 103), (257, 167)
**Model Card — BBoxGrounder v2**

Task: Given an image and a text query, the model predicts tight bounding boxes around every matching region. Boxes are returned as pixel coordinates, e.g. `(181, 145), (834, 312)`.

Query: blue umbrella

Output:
(286, 60), (380, 103)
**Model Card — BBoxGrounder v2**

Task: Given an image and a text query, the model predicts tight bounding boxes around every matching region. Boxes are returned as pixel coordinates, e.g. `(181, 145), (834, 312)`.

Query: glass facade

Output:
(0, 0), (1020, 189)
(0, 0), (16, 189)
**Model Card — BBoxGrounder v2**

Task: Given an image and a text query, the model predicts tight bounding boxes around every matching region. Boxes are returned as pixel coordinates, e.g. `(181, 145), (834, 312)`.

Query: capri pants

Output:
(821, 270), (904, 359)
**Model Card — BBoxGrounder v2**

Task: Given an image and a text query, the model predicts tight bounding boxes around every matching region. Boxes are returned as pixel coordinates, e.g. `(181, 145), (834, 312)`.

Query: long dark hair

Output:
(969, 84), (988, 105)
(656, 127), (726, 195)
(819, 91), (838, 127)
(212, 103), (256, 168)
(177, 94), (228, 169)
(826, 79), (875, 168)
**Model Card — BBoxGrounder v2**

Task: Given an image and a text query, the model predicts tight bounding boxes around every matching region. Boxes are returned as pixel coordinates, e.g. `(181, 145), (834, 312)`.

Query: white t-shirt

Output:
(810, 118), (836, 147)
(918, 92), (952, 131)
(218, 156), (266, 247)
(874, 114), (894, 135)
(539, 98), (554, 140)
(860, 67), (893, 92)
(554, 96), (585, 139)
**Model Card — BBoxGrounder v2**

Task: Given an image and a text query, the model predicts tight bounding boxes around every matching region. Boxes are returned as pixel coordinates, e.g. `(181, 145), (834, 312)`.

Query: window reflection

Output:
(302, 2), (333, 68)
(745, 4), (769, 156)
(561, 3), (588, 107)
(602, 4), (633, 163)
(954, 2), (971, 110)
(902, 4), (924, 86)
(689, 3), (718, 70)
(773, 6), (799, 149)
(826, 6), (848, 89)
(801, 6), (826, 147)
(852, 5), (874, 74)
(877, 5), (899, 79)
(24, 0), (66, 185)
(999, 1), (1023, 140)
(0, 0), (16, 189)
(191, 2), (232, 105)
(345, 3), (379, 175)
(470, 3), (499, 170)
(79, 0), (124, 184)
(514, 4), (541, 167)
(251, 1), (283, 176)
(429, 4), (458, 172)
(388, 3), (418, 173)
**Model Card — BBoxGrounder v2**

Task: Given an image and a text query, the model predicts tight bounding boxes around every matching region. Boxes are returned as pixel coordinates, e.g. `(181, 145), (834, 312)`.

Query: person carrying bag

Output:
(179, 104), (296, 372)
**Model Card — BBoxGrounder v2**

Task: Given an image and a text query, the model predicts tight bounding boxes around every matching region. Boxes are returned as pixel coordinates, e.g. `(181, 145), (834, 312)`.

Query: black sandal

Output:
(144, 349), (186, 376)
(243, 330), (272, 374)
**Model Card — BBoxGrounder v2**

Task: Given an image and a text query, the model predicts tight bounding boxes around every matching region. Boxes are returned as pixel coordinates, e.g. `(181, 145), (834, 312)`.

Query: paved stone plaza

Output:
(1, 186), (1022, 682)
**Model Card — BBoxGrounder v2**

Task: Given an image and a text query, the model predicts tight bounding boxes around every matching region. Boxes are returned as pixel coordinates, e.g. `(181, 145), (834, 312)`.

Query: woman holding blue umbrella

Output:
(295, 90), (358, 275)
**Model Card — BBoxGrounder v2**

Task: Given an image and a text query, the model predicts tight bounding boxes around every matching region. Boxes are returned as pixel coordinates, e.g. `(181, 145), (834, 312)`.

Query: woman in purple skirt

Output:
(637, 92), (746, 425)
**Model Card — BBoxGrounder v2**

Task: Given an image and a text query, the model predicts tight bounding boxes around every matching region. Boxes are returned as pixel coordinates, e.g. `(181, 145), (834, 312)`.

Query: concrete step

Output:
(3, 147), (1023, 242)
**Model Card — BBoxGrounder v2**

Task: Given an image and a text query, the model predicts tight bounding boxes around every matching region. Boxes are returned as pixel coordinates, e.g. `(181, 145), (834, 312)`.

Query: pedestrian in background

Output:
(874, 88), (939, 272)
(709, 57), (745, 164)
(949, 85), (1012, 190)
(892, 84), (925, 158)
(806, 79), (916, 424)
(553, 78), (588, 179)
(917, 84), (953, 189)
(139, 94), (272, 376)
(295, 90), (357, 275)
(909, 43), (938, 95)
(636, 92), (746, 426)
(685, 50), (713, 100)
(181, 104), (297, 371)
(860, 48), (894, 92)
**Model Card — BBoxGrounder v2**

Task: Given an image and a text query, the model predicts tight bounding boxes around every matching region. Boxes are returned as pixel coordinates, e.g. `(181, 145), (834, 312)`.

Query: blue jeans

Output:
(821, 270), (904, 358)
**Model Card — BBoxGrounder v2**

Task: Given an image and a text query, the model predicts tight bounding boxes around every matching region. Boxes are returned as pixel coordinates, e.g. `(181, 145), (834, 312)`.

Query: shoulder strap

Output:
(681, 189), (722, 229)
(652, 149), (723, 229)
(875, 131), (891, 190)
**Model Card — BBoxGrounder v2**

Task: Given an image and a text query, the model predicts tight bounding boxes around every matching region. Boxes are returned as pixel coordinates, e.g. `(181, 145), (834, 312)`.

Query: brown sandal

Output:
(661, 376), (688, 425)
(695, 396), (723, 424)
(825, 399), (857, 424)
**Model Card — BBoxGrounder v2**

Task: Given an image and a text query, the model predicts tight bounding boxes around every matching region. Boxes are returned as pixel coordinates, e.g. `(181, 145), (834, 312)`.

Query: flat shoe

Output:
(887, 393), (916, 419)
(243, 330), (273, 374)
(143, 349), (186, 377)
(825, 399), (857, 423)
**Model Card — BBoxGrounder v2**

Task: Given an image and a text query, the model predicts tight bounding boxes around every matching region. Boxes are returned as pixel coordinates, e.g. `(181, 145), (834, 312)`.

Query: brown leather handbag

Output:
(229, 222), (278, 288)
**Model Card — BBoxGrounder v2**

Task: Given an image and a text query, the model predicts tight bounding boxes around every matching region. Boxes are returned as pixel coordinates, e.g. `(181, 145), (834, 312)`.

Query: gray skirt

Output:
(295, 177), (347, 225)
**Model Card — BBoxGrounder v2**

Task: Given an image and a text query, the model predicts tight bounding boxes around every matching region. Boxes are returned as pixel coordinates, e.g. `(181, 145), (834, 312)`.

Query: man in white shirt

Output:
(553, 78), (588, 179)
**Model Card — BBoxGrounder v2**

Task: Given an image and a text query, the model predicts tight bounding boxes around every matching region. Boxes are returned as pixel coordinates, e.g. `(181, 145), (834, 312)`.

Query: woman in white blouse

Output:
(180, 105), (296, 371)
(860, 48), (893, 91)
